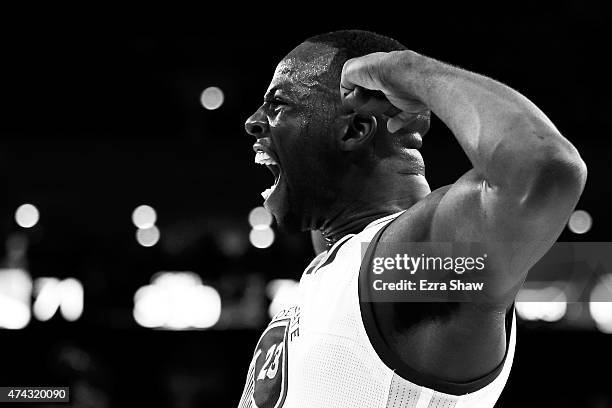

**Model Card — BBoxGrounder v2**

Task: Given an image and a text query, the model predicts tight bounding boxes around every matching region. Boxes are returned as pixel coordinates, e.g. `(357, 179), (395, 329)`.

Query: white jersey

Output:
(238, 212), (516, 408)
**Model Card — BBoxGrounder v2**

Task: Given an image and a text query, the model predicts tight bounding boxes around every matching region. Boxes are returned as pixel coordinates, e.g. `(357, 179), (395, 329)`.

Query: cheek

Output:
(300, 111), (337, 158)
(269, 118), (309, 176)
(268, 111), (286, 129)
(273, 107), (338, 176)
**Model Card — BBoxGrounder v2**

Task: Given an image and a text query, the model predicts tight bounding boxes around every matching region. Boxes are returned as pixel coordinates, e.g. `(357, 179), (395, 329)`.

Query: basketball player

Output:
(239, 30), (586, 407)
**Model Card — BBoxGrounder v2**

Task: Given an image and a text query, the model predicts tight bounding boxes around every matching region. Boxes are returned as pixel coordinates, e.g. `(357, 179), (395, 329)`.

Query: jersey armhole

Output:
(358, 220), (515, 396)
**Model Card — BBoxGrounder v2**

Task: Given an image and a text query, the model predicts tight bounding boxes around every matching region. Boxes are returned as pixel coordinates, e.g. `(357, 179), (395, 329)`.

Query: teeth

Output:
(254, 151), (278, 165)
(261, 185), (276, 200)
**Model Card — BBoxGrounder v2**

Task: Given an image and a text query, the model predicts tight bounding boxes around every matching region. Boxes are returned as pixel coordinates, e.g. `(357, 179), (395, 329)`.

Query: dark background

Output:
(0, 5), (610, 407)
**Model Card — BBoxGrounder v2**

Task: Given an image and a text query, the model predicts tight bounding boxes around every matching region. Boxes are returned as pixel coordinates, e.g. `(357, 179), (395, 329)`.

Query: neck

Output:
(316, 173), (431, 247)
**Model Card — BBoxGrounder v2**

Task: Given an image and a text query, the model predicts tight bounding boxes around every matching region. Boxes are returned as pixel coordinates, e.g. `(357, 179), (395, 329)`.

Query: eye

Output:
(271, 97), (287, 107)
(263, 92), (290, 113)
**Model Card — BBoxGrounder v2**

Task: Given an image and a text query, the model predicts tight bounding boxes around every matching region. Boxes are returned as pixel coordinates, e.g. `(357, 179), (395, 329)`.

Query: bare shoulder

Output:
(366, 185), (511, 382)
(380, 185), (453, 244)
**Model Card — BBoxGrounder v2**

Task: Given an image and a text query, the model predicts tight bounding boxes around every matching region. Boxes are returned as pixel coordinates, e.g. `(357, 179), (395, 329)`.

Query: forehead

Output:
(266, 42), (340, 98)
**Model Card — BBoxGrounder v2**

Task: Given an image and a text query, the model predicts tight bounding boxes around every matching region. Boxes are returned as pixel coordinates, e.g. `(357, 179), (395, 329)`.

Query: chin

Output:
(276, 214), (303, 232)
(261, 177), (299, 232)
(264, 202), (302, 232)
(264, 193), (304, 233)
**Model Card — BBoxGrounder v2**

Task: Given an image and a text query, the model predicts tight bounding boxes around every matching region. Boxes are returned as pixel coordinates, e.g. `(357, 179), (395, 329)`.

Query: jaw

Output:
(262, 172), (290, 227)
(262, 171), (316, 233)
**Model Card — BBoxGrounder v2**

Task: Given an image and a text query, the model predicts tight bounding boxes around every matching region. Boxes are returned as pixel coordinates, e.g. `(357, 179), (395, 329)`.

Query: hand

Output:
(340, 51), (430, 133)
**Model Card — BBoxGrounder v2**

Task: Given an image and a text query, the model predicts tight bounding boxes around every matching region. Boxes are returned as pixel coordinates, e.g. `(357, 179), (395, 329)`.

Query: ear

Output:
(338, 113), (378, 151)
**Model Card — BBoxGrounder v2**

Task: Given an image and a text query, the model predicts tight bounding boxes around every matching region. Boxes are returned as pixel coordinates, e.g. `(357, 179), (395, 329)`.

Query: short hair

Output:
(303, 30), (424, 175)
(305, 30), (408, 84)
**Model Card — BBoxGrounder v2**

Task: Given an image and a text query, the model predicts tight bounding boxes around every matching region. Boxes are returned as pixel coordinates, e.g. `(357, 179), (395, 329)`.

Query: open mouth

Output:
(253, 148), (281, 200)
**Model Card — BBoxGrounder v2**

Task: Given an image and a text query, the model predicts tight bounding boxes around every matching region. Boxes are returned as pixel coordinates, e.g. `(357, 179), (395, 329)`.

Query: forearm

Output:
(383, 51), (585, 191)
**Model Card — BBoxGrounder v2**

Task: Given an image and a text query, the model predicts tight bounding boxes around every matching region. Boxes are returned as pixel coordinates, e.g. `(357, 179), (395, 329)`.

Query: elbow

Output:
(521, 137), (587, 211)
(566, 151), (587, 193)
(540, 130), (587, 194)
(490, 116), (587, 194)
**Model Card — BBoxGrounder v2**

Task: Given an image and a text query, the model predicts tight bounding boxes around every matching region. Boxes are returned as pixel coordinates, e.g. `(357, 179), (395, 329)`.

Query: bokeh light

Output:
(249, 227), (275, 249)
(217, 230), (248, 257)
(132, 205), (157, 229)
(516, 286), (567, 322)
(267, 279), (299, 318)
(33, 278), (61, 321)
(248, 206), (273, 228)
(0, 268), (32, 329)
(200, 86), (224, 110)
(590, 274), (612, 333)
(32, 277), (84, 323)
(15, 204), (40, 228)
(0, 296), (30, 329)
(590, 302), (612, 333)
(59, 278), (84, 322)
(136, 225), (160, 247)
(568, 210), (592, 234)
(133, 271), (221, 330)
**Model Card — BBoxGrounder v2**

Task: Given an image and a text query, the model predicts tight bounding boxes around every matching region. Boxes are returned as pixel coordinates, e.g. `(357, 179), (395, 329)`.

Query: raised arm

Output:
(341, 50), (587, 299)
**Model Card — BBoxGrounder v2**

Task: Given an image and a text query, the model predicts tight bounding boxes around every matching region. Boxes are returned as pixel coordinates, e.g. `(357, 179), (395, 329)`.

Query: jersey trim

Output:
(315, 234), (353, 272)
(305, 233), (354, 275)
(358, 219), (515, 396)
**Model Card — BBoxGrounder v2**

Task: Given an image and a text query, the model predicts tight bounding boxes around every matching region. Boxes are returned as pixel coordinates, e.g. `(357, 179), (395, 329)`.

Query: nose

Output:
(245, 109), (268, 138)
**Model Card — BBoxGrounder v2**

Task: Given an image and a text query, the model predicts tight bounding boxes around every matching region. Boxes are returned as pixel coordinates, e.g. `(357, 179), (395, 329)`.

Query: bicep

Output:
(430, 167), (582, 275)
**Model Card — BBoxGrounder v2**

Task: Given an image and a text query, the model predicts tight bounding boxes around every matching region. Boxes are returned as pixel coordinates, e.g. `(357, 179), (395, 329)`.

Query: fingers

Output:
(340, 52), (429, 135)
(342, 87), (393, 115)
(340, 86), (371, 111)
(340, 53), (386, 92)
(340, 53), (389, 108)
(342, 85), (428, 135)
(395, 132), (424, 150)
(342, 86), (416, 133)
(387, 111), (419, 134)
(339, 58), (361, 107)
